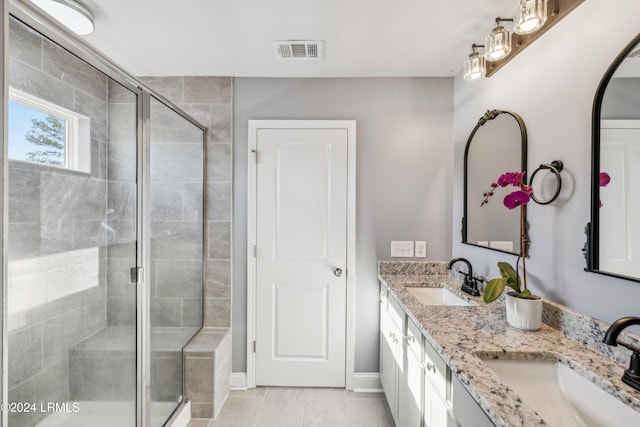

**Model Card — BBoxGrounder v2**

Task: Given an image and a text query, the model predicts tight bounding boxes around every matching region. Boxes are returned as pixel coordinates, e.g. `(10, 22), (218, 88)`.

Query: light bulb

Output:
(514, 0), (548, 35)
(485, 24), (512, 62)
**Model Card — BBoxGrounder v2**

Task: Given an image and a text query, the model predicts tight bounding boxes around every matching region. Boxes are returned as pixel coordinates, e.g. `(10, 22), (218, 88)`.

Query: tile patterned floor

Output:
(187, 387), (395, 427)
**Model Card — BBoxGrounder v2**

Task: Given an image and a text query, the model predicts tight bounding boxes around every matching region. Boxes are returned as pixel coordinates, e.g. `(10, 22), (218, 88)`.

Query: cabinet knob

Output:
(426, 362), (436, 373)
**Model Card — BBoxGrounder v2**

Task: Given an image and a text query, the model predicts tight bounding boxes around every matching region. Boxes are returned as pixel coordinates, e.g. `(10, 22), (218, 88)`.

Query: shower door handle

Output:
(130, 267), (144, 284)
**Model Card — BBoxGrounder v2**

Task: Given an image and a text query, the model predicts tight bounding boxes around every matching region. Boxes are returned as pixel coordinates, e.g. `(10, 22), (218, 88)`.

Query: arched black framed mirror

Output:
(463, 109), (528, 256)
(587, 32), (640, 282)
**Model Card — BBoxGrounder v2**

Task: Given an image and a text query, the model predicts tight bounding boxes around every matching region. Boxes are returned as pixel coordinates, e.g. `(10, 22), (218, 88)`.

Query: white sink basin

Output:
(481, 358), (640, 427)
(405, 287), (470, 306)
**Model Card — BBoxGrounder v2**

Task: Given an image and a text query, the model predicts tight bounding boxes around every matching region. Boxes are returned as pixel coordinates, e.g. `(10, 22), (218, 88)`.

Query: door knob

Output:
(334, 268), (343, 277)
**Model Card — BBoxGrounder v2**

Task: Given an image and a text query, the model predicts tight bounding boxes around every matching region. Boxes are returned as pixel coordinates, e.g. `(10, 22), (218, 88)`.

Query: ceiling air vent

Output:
(274, 41), (323, 60)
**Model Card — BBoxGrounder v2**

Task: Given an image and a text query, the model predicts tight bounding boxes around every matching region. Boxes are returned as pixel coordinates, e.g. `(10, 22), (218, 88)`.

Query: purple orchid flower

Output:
(503, 190), (531, 209)
(481, 171), (532, 208)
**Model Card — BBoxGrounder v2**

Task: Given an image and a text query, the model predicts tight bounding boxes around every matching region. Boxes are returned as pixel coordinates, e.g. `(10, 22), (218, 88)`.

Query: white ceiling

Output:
(77, 0), (516, 78)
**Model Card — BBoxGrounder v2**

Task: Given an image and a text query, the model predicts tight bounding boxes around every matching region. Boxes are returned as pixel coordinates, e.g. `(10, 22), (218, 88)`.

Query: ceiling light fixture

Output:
(463, 44), (486, 82)
(514, 0), (548, 34)
(485, 18), (513, 62)
(30, 0), (95, 35)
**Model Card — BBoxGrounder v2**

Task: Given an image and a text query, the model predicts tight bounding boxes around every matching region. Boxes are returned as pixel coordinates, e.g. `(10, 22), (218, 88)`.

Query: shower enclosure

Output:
(3, 5), (206, 427)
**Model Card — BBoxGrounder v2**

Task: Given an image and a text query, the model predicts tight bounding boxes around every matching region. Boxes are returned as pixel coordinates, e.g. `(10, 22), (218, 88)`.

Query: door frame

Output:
(246, 120), (356, 389)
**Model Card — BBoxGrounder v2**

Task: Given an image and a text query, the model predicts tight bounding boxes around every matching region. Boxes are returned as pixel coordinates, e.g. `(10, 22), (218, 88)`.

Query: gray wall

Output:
(602, 78), (640, 119)
(233, 77), (454, 373)
(452, 0), (640, 325)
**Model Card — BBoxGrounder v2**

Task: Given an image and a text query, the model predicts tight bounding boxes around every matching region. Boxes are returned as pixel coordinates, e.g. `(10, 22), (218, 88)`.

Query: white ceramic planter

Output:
(505, 292), (542, 331)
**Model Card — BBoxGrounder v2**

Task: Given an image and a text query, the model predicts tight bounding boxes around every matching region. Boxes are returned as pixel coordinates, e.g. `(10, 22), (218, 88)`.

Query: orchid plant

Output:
(480, 171), (535, 303)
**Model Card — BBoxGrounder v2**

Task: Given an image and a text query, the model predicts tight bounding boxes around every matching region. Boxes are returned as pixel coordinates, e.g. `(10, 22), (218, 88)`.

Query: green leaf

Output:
(506, 282), (521, 294)
(483, 278), (507, 304)
(518, 289), (532, 298)
(497, 262), (521, 291)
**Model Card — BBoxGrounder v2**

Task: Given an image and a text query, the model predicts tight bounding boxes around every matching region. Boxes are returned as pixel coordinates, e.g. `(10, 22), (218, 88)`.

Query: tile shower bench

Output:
(69, 326), (231, 419)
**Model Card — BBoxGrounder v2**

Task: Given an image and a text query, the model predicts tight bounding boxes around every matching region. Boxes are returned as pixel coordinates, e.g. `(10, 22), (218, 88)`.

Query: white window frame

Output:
(9, 87), (91, 172)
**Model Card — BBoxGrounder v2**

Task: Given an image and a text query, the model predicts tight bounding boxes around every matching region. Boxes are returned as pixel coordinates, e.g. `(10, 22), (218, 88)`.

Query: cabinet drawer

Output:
(423, 339), (448, 398)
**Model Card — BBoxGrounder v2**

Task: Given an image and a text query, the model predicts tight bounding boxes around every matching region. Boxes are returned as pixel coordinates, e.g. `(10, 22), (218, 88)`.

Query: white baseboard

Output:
(231, 372), (248, 389)
(351, 373), (382, 392)
(229, 371), (381, 392)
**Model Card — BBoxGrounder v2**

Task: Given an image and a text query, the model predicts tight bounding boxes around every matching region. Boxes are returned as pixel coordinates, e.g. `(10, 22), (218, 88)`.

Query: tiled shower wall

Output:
(140, 77), (233, 329)
(7, 18), (109, 427)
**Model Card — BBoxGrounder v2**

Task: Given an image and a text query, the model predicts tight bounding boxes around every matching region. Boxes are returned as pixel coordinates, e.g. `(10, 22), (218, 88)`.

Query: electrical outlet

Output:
(391, 241), (414, 257)
(415, 241), (427, 258)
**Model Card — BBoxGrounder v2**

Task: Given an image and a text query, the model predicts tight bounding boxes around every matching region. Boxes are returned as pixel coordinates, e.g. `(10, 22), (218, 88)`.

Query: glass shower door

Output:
(148, 96), (204, 426)
(6, 17), (138, 427)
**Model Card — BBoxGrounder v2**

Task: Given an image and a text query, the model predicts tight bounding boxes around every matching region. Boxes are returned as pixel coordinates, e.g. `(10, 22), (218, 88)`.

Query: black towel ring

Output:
(529, 160), (563, 205)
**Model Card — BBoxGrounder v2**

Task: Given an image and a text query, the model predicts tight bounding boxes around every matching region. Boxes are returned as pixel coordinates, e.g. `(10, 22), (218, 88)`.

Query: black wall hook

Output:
(529, 160), (563, 205)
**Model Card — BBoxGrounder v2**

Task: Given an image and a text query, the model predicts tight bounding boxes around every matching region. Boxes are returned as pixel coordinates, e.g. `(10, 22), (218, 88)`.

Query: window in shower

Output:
(8, 88), (91, 172)
(7, 16), (138, 427)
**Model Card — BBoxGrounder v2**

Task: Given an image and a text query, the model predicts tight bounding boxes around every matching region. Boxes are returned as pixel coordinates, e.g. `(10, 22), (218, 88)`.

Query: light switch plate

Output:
(391, 241), (414, 257)
(415, 241), (427, 258)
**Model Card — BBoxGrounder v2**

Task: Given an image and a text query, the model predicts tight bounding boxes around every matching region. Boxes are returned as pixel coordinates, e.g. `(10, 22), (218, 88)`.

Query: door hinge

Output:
(251, 148), (257, 162)
(130, 267), (143, 284)
(253, 340), (256, 353)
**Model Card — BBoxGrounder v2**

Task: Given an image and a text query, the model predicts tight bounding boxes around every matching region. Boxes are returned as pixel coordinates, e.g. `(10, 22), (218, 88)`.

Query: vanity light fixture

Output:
(485, 18), (513, 62)
(30, 0), (95, 35)
(514, 0), (548, 34)
(462, 0), (584, 80)
(463, 44), (486, 81)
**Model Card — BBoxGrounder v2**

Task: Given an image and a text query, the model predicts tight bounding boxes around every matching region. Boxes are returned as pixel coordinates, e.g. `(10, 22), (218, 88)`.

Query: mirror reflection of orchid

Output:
(599, 171), (610, 208)
(481, 171), (535, 303)
(481, 171), (533, 209)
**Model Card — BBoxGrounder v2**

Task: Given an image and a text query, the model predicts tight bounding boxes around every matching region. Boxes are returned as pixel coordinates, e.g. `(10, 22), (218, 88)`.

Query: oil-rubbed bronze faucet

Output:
(603, 316), (640, 391)
(447, 257), (480, 296)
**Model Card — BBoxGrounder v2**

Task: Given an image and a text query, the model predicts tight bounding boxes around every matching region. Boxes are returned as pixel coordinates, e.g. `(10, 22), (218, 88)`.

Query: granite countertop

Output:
(378, 262), (640, 427)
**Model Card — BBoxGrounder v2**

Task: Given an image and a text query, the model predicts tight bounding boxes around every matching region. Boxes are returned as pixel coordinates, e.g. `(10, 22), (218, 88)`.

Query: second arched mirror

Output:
(587, 32), (640, 281)
(463, 109), (528, 256)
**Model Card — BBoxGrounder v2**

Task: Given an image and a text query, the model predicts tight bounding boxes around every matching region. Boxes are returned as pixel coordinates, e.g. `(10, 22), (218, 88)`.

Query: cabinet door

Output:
(424, 378), (455, 427)
(380, 326), (398, 417)
(423, 339), (454, 427)
(380, 286), (399, 420)
(398, 322), (422, 427)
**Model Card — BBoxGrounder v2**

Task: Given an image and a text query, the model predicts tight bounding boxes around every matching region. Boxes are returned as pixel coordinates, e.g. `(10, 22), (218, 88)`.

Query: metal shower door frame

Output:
(0, 2), (207, 426)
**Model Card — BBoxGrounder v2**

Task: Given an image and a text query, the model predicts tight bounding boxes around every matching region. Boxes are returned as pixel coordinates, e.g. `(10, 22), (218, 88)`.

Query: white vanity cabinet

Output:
(451, 375), (494, 427)
(379, 282), (495, 427)
(380, 285), (421, 427)
(423, 339), (455, 427)
(380, 286), (403, 424)
(399, 317), (423, 427)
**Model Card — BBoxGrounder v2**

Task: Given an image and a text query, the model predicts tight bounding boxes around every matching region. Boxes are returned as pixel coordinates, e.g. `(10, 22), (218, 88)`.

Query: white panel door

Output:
(600, 122), (640, 277)
(255, 126), (348, 386)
